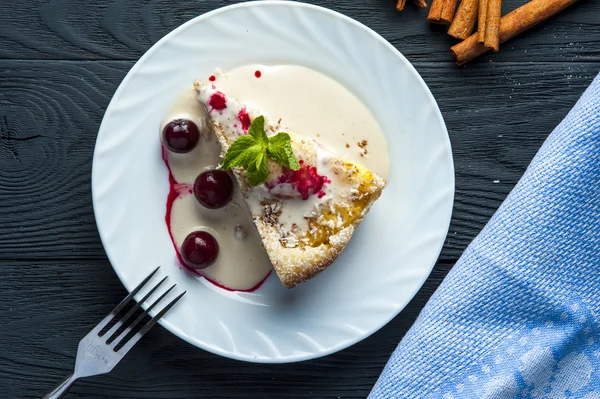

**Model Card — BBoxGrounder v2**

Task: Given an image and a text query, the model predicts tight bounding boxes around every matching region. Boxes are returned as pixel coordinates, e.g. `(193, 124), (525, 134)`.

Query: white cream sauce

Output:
(162, 65), (389, 291)
(212, 65), (390, 179)
(161, 89), (272, 291)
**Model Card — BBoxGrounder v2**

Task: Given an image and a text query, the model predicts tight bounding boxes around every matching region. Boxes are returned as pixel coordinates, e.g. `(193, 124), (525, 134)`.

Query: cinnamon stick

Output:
(427, 0), (444, 22)
(484, 0), (502, 51)
(412, 0), (428, 8)
(428, 0), (459, 23)
(451, 0), (581, 65)
(397, 0), (407, 11)
(448, 0), (479, 40)
(477, 0), (488, 44)
(440, 0), (459, 23)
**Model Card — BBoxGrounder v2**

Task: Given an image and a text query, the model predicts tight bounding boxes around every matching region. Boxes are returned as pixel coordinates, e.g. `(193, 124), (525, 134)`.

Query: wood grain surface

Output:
(0, 0), (599, 398)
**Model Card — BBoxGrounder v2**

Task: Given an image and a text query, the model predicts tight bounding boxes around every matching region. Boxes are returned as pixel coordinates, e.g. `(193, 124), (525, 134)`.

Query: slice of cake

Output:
(194, 82), (386, 288)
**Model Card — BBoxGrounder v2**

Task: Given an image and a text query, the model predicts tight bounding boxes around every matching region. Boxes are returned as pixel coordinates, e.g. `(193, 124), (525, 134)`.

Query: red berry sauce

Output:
(161, 146), (270, 292)
(255, 70), (262, 78)
(269, 161), (331, 200)
(209, 75), (216, 82)
(208, 91), (227, 112)
(238, 107), (251, 132)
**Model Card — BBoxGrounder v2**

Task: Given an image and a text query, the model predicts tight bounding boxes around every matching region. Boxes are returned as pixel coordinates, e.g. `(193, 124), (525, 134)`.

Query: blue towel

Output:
(370, 74), (600, 399)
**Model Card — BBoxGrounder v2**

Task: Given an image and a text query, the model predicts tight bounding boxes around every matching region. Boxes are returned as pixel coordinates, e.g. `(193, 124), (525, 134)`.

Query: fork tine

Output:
(115, 291), (186, 354)
(110, 284), (178, 350)
(104, 276), (168, 343)
(96, 266), (161, 335)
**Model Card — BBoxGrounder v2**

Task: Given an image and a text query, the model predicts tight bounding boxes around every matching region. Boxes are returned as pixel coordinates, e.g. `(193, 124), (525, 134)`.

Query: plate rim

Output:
(92, 0), (455, 363)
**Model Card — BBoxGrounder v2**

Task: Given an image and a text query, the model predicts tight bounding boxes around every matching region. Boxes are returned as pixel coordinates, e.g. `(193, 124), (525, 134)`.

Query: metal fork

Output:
(43, 267), (185, 399)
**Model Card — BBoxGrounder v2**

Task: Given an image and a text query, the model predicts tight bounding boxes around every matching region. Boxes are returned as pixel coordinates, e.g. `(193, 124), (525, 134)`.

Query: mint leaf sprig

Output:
(220, 116), (301, 186)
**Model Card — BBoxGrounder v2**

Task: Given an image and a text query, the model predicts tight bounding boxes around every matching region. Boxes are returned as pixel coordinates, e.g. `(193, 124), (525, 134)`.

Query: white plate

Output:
(92, 1), (454, 363)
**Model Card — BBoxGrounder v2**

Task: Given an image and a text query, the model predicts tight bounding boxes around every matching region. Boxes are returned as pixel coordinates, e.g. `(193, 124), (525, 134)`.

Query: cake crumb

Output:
(357, 140), (368, 156)
(346, 143), (350, 148)
(261, 200), (282, 225)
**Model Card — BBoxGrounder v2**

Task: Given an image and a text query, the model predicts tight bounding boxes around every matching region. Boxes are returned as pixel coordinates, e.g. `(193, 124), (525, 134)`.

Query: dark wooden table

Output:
(1, 1), (598, 398)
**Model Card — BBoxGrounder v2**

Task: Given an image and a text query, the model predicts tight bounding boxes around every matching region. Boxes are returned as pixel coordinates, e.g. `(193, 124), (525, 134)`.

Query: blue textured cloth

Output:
(370, 73), (600, 399)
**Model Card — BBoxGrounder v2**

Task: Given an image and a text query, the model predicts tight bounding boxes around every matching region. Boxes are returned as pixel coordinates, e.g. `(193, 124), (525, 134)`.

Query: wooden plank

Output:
(0, 259), (446, 398)
(422, 61), (600, 261)
(0, 0), (598, 62)
(0, 61), (128, 259)
(0, 60), (597, 261)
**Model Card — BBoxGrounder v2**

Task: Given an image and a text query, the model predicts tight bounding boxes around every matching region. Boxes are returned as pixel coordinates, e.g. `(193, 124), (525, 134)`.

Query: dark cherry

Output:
(180, 231), (219, 269)
(194, 170), (234, 209)
(161, 119), (200, 153)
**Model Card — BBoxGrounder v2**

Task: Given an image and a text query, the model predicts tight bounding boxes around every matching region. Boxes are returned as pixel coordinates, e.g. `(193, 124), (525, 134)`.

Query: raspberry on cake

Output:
(194, 81), (386, 288)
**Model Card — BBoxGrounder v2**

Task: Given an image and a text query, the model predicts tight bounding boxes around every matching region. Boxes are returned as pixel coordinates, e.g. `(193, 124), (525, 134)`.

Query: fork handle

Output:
(43, 373), (78, 399)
